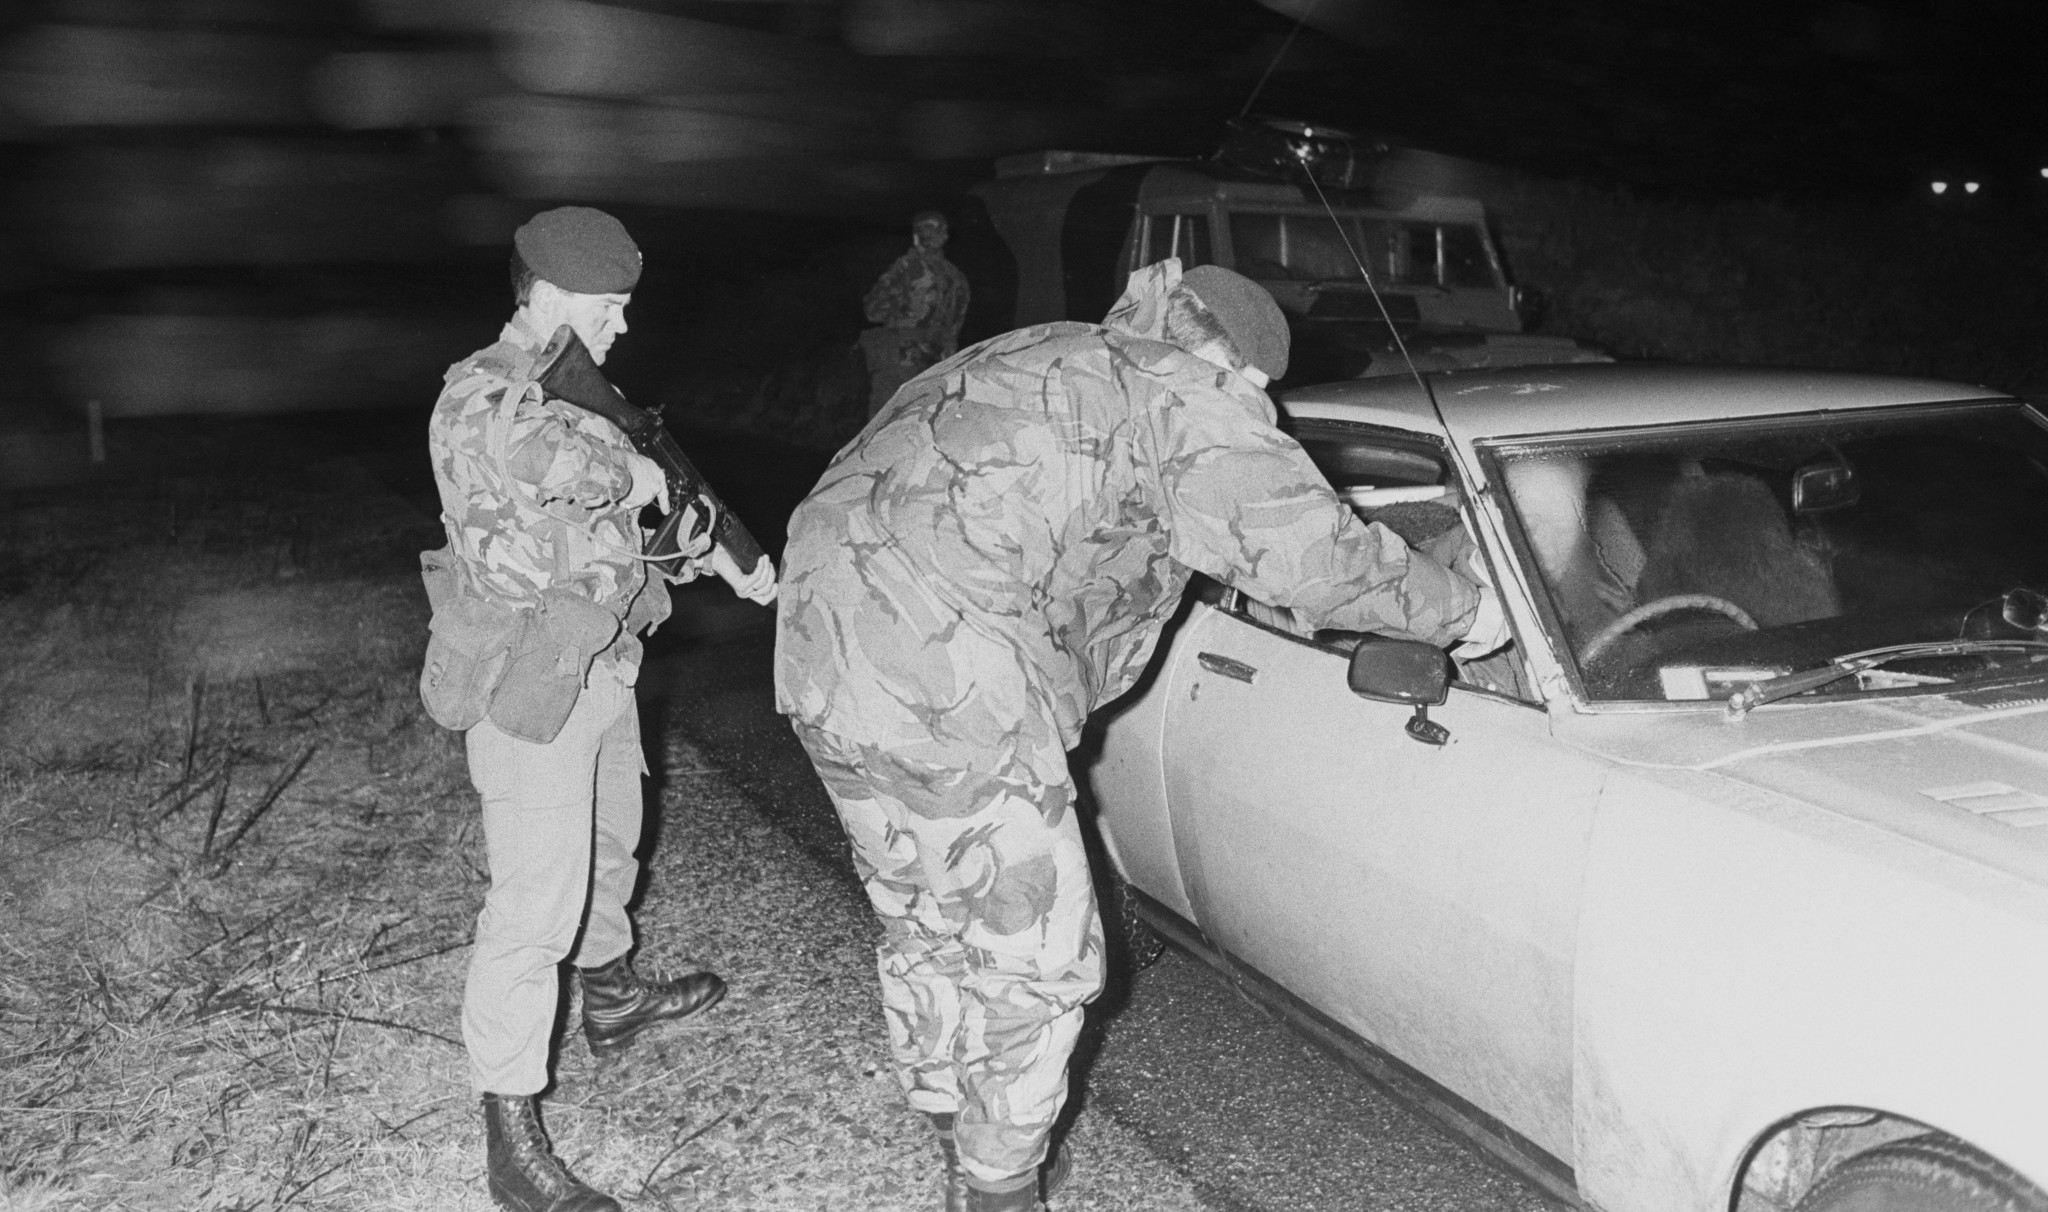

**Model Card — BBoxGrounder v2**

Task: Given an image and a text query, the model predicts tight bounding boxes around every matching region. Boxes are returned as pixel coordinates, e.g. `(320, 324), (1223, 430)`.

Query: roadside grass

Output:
(0, 456), (494, 1211)
(0, 435), (1206, 1212)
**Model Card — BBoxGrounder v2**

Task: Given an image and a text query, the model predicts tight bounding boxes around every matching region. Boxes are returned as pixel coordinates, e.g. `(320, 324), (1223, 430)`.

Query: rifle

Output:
(532, 324), (766, 578)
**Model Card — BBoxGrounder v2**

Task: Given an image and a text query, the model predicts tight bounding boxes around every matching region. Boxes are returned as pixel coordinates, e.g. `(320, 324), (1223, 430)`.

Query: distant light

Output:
(2041, 167), (2048, 178)
(1965, 181), (1980, 194)
(1931, 181), (1947, 194)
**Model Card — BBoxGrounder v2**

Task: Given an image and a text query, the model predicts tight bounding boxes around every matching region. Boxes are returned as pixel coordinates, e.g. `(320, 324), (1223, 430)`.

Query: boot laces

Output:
(500, 1101), (580, 1195)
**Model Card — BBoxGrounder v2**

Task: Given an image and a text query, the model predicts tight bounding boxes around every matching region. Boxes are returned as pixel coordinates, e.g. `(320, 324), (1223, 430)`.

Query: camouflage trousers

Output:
(791, 721), (1105, 1183)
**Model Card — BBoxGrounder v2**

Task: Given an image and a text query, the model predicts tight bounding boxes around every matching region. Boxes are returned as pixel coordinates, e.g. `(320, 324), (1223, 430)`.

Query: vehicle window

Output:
(1229, 213), (1463, 288)
(1390, 223), (1439, 287)
(1225, 423), (1536, 699)
(1489, 403), (2048, 703)
(1230, 212), (1416, 286)
(1441, 224), (1498, 289)
(1297, 433), (1444, 489)
(1144, 213), (1211, 269)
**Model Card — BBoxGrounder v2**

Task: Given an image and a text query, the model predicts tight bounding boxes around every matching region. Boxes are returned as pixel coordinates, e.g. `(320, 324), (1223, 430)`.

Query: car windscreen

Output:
(1485, 401), (2048, 703)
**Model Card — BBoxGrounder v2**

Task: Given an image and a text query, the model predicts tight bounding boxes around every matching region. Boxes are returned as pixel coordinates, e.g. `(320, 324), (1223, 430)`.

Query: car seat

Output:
(1634, 470), (1841, 627)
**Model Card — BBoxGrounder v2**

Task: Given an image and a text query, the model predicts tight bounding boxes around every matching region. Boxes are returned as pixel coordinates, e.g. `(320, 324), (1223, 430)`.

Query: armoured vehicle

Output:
(960, 119), (1606, 389)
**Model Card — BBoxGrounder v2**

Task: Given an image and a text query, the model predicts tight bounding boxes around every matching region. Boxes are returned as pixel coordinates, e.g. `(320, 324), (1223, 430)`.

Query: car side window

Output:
(1224, 421), (1536, 701)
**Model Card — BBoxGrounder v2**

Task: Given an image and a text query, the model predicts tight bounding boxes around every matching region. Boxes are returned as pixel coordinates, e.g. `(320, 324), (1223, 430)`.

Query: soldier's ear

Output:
(525, 280), (575, 328)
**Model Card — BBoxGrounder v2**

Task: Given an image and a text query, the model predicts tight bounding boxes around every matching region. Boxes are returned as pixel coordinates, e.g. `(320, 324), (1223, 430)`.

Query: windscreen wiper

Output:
(1725, 639), (2048, 718)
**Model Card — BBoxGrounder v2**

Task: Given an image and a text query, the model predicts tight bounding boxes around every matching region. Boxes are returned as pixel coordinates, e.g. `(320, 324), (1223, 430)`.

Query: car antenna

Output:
(1238, 0), (1322, 118)
(1292, 147), (1477, 493)
(1233, 0), (1445, 447)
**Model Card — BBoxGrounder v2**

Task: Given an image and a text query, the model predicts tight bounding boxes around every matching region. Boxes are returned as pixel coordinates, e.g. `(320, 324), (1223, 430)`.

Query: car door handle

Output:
(1197, 652), (1258, 683)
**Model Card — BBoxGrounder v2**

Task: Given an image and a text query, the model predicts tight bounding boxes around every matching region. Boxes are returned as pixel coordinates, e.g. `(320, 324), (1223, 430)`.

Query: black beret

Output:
(513, 206), (641, 295)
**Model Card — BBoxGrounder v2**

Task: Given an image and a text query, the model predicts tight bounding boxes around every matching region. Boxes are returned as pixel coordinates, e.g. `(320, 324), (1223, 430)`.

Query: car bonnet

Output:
(1551, 691), (2048, 888)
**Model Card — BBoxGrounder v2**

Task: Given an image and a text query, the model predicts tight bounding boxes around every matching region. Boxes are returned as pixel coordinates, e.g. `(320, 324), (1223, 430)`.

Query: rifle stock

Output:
(532, 325), (765, 576)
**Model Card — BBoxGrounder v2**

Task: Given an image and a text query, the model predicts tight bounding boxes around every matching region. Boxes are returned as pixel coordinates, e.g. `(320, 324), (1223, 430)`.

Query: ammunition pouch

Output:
(487, 590), (621, 744)
(417, 548), (623, 744)
(419, 548), (517, 732)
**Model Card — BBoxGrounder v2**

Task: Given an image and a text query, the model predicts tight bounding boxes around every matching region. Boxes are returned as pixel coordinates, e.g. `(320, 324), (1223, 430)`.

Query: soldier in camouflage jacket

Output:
(776, 259), (1501, 1212)
(860, 210), (971, 416)
(423, 206), (775, 1212)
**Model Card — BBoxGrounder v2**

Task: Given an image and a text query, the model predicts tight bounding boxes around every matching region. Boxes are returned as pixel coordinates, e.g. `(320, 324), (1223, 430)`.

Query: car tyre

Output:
(1795, 1135), (2048, 1212)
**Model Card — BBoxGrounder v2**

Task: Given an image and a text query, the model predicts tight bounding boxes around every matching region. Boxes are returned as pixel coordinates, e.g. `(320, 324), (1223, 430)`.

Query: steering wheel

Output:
(1579, 594), (1760, 667)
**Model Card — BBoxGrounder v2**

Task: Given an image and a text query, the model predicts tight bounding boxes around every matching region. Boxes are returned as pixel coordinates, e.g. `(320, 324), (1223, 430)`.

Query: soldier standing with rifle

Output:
(419, 205), (776, 1212)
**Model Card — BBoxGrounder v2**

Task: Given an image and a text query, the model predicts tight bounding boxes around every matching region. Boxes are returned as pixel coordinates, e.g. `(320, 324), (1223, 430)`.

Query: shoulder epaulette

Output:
(444, 340), (539, 390)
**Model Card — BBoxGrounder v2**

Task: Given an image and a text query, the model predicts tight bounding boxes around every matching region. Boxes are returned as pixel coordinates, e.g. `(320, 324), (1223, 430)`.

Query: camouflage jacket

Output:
(427, 316), (658, 664)
(775, 260), (1479, 785)
(862, 246), (970, 359)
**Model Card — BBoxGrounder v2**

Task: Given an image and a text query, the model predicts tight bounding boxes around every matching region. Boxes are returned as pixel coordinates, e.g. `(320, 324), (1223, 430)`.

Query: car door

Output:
(1155, 444), (1608, 1162)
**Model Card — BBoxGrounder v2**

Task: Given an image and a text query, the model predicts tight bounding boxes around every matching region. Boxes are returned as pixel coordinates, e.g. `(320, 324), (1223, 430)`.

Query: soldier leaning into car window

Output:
(419, 206), (777, 1212)
(859, 209), (971, 417)
(775, 258), (1509, 1212)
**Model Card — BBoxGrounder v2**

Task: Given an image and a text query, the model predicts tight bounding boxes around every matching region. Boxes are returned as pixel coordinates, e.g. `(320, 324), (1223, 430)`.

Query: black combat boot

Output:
(481, 1093), (621, 1212)
(578, 954), (726, 1058)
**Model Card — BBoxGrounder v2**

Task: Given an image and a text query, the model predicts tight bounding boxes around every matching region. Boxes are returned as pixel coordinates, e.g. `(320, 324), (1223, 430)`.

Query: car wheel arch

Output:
(1732, 1110), (2046, 1212)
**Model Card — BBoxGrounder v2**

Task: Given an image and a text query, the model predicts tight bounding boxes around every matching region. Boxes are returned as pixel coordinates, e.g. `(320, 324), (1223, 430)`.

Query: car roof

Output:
(1280, 362), (2016, 442)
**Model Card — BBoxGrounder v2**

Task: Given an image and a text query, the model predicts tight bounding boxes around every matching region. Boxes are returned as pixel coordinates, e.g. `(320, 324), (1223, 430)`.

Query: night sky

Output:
(6, 0), (2045, 214)
(1253, 0), (2048, 199)
(868, 0), (2048, 201)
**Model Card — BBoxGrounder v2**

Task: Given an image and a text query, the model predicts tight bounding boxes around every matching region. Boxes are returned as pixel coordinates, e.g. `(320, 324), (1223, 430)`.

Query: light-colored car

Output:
(1085, 362), (2048, 1212)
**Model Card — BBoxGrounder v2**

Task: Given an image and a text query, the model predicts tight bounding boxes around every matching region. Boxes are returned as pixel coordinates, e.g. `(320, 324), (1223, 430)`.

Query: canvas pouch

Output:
(484, 588), (622, 744)
(418, 547), (520, 732)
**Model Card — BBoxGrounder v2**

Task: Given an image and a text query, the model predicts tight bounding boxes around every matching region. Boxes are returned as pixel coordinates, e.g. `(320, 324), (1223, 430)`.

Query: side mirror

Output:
(1347, 636), (1452, 745)
(1791, 457), (1859, 514)
(1961, 587), (2048, 638)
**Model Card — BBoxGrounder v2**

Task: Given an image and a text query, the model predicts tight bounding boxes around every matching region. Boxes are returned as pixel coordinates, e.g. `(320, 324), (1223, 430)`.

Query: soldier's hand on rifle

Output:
(623, 451), (669, 511)
(648, 499), (714, 583)
(671, 499), (713, 558)
(711, 545), (778, 606)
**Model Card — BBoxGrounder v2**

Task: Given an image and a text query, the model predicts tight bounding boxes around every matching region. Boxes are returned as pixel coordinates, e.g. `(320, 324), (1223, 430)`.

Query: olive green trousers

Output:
(462, 661), (644, 1095)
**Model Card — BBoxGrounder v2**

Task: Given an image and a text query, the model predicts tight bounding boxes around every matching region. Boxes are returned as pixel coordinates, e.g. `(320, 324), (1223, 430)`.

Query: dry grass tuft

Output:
(1, 456), (489, 1210)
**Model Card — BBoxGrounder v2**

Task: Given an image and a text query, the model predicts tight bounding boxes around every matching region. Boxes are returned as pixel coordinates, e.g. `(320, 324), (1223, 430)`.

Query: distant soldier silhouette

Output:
(859, 210), (970, 416)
